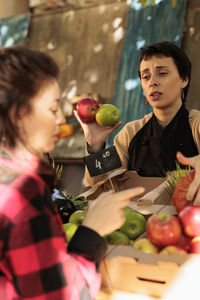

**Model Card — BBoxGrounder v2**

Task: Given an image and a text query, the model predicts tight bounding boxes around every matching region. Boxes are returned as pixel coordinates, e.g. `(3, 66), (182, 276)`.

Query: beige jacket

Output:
(84, 109), (200, 187)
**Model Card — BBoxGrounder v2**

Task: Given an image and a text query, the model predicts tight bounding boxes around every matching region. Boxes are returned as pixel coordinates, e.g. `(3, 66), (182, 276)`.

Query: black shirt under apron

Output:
(127, 104), (198, 177)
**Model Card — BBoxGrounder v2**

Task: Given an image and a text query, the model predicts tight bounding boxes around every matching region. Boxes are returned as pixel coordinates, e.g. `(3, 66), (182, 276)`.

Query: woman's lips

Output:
(53, 135), (59, 142)
(150, 91), (162, 100)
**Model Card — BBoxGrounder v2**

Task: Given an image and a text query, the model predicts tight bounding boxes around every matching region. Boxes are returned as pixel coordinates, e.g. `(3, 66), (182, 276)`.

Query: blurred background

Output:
(1, 0), (199, 195)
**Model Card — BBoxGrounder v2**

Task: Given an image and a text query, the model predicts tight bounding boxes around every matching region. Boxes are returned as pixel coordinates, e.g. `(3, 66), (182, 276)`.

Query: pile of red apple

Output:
(134, 170), (200, 255)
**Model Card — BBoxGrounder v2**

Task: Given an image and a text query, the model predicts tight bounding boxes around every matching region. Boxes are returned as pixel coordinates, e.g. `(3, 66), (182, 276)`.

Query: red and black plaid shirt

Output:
(0, 153), (106, 300)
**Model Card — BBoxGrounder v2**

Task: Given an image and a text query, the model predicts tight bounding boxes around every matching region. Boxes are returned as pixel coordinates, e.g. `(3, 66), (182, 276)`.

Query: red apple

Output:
(159, 245), (187, 255)
(171, 170), (195, 213)
(146, 212), (182, 247)
(76, 97), (99, 123)
(190, 235), (200, 253)
(176, 234), (192, 252)
(179, 206), (200, 237)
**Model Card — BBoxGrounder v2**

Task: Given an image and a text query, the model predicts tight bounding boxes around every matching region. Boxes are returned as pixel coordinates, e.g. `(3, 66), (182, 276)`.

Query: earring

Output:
(181, 90), (185, 100)
(145, 98), (148, 105)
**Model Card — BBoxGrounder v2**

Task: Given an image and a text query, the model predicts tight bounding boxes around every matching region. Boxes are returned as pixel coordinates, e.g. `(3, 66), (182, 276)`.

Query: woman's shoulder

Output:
(0, 169), (50, 224)
(189, 109), (200, 117)
(0, 168), (45, 204)
(189, 109), (200, 124)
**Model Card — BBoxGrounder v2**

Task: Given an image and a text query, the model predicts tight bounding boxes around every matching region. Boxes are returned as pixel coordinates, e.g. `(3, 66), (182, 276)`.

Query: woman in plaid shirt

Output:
(0, 46), (144, 300)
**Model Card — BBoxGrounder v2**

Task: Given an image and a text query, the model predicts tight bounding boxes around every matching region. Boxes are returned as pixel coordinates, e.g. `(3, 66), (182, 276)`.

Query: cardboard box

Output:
(100, 204), (200, 299)
(81, 169), (171, 205)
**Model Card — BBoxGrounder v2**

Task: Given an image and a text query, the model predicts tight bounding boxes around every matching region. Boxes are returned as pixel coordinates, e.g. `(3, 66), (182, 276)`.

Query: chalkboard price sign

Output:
(83, 146), (122, 177)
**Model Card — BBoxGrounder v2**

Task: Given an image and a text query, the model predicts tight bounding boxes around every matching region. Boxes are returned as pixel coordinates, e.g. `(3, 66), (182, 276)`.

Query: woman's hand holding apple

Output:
(74, 109), (121, 152)
(83, 187), (145, 237)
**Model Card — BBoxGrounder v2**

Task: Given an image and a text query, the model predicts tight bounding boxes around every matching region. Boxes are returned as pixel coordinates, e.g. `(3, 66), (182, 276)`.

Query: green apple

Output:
(133, 238), (158, 254)
(120, 207), (146, 240)
(95, 104), (120, 127)
(68, 210), (86, 225)
(63, 222), (78, 243)
(104, 230), (130, 245)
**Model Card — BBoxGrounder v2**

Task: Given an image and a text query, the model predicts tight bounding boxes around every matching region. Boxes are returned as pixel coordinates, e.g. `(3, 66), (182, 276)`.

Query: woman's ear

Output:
(182, 77), (189, 88)
(8, 105), (17, 126)
(8, 105), (26, 127)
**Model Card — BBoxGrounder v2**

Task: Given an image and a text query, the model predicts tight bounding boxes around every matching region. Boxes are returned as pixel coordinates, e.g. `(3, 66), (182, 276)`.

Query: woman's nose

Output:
(57, 109), (66, 125)
(149, 74), (158, 87)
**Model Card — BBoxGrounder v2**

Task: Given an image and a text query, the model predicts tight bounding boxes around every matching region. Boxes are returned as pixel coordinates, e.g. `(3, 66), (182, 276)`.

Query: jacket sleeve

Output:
(0, 176), (106, 300)
(189, 109), (200, 153)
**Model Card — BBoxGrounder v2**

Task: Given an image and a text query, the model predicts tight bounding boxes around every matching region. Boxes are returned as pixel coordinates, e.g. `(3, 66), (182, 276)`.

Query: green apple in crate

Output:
(104, 230), (130, 245)
(120, 207), (146, 240)
(69, 209), (86, 225)
(63, 223), (78, 243)
(133, 238), (159, 254)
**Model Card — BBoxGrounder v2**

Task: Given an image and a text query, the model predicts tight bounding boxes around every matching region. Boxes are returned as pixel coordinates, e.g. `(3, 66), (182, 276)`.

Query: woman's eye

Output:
(159, 72), (168, 76)
(142, 75), (150, 80)
(51, 108), (58, 114)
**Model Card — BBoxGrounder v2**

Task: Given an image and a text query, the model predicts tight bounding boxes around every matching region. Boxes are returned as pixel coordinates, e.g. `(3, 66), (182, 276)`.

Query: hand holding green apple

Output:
(74, 99), (122, 153)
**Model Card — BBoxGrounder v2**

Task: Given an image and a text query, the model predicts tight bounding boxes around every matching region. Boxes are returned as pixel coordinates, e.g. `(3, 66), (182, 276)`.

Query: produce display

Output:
(132, 168), (200, 255)
(131, 206), (200, 255)
(75, 97), (120, 127)
(55, 159), (200, 256)
(95, 167), (200, 256)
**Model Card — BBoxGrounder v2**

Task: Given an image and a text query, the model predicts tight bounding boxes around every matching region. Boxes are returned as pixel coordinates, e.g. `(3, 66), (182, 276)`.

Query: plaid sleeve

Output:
(68, 225), (107, 265)
(0, 174), (102, 300)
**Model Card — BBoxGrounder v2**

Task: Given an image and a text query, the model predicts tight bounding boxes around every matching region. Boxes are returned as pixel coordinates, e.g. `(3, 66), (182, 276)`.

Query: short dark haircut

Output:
(138, 41), (191, 102)
(0, 46), (59, 148)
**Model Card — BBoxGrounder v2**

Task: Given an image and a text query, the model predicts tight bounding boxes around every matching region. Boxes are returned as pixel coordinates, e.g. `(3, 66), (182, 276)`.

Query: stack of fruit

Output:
(63, 205), (147, 245)
(104, 207), (146, 245)
(133, 169), (200, 255)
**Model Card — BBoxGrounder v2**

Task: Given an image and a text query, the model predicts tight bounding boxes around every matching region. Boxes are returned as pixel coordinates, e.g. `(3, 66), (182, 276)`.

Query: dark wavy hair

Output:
(0, 46), (59, 148)
(138, 41), (191, 103)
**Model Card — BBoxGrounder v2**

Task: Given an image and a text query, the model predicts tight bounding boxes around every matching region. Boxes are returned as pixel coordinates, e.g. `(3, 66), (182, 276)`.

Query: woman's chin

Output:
(42, 143), (56, 154)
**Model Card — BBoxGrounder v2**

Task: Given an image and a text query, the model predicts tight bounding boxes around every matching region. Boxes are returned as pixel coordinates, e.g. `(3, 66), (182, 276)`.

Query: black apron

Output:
(127, 105), (198, 177)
